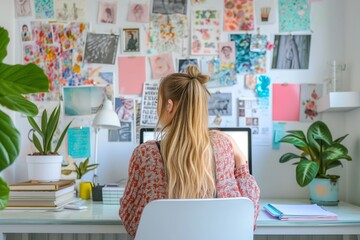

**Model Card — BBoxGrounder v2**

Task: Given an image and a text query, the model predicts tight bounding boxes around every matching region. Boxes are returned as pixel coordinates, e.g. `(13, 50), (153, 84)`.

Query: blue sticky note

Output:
(68, 127), (91, 158)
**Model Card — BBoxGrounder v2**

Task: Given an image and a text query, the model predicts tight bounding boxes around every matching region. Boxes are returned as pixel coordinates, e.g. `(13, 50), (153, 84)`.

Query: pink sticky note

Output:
(272, 84), (300, 121)
(118, 56), (146, 94)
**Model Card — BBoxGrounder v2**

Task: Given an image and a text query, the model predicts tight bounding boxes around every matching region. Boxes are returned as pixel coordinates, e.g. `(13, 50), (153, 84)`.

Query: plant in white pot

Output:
(27, 105), (72, 182)
(279, 120), (352, 206)
(0, 26), (49, 210)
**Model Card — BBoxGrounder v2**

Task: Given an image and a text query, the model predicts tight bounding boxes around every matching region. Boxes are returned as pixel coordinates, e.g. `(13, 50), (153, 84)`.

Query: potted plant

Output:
(62, 158), (99, 180)
(27, 105), (72, 182)
(279, 120), (352, 205)
(0, 26), (49, 210)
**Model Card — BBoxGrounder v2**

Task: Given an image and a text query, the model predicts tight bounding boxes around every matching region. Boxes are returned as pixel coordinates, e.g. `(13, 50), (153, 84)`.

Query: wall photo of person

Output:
(98, 1), (117, 24)
(127, 3), (149, 23)
(219, 42), (235, 63)
(122, 28), (140, 53)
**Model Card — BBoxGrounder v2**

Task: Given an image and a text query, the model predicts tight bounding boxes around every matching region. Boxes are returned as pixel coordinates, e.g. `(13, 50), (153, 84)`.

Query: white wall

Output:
(1, 0), (358, 202)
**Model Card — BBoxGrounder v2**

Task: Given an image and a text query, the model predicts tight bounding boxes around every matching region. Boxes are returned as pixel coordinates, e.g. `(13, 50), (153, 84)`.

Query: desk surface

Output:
(0, 198), (360, 235)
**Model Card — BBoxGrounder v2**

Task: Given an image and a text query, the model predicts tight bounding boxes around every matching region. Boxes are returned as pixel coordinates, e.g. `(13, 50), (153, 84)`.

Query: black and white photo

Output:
(152, 0), (187, 15)
(84, 33), (119, 64)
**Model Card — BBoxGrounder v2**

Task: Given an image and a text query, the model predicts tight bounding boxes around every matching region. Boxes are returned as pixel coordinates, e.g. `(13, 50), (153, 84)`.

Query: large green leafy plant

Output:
(0, 27), (49, 210)
(27, 105), (71, 155)
(279, 120), (352, 187)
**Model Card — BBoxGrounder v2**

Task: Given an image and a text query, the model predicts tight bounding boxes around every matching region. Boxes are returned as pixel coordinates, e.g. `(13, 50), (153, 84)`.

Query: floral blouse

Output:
(119, 132), (260, 237)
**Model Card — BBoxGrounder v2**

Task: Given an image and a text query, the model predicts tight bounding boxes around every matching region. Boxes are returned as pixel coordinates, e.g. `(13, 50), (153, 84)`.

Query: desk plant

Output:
(27, 105), (72, 182)
(279, 120), (352, 205)
(62, 158), (99, 180)
(0, 26), (49, 210)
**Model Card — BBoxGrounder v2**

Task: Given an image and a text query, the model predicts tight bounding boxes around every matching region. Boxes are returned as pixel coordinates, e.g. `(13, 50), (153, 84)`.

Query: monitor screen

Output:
(139, 127), (252, 174)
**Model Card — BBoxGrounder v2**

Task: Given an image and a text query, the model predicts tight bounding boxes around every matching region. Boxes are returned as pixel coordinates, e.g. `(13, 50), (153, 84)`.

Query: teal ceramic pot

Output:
(309, 178), (339, 206)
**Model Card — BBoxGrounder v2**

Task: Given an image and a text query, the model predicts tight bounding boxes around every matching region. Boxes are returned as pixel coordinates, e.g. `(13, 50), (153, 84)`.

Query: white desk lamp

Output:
(92, 98), (120, 185)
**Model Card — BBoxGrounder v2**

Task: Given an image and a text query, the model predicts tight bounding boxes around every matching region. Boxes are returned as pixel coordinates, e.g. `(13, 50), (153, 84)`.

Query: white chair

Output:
(134, 197), (254, 240)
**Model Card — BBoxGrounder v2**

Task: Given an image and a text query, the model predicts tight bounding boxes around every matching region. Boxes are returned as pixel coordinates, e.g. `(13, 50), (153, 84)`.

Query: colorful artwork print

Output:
(201, 58), (236, 88)
(191, 9), (221, 55)
(178, 58), (199, 73)
(152, 0), (187, 15)
(55, 0), (86, 22)
(279, 0), (311, 32)
(147, 14), (188, 54)
(149, 53), (175, 79)
(84, 33), (119, 64)
(255, 0), (276, 25)
(34, 0), (55, 19)
(250, 34), (267, 52)
(15, 0), (32, 17)
(98, 1), (117, 24)
(224, 0), (254, 31)
(127, 2), (149, 23)
(300, 84), (323, 122)
(20, 23), (32, 42)
(272, 35), (311, 69)
(115, 97), (135, 122)
(230, 34), (266, 74)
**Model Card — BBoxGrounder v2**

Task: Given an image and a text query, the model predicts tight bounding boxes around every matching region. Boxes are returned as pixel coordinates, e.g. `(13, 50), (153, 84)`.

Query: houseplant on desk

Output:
(27, 105), (72, 182)
(0, 26), (49, 210)
(279, 120), (352, 206)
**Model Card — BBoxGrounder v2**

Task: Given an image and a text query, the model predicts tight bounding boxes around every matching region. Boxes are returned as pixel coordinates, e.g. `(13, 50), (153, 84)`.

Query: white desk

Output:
(0, 198), (360, 240)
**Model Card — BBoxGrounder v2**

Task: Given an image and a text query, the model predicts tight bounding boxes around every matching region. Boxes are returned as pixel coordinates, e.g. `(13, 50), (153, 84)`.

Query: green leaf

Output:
(0, 95), (38, 117)
(32, 132), (44, 154)
(279, 134), (308, 147)
(0, 177), (9, 210)
(307, 121), (332, 150)
(44, 106), (60, 153)
(0, 63), (49, 96)
(54, 121), (72, 153)
(0, 27), (9, 63)
(41, 109), (48, 137)
(296, 160), (319, 187)
(334, 134), (349, 144)
(0, 110), (20, 172)
(279, 152), (305, 163)
(27, 116), (43, 139)
(322, 143), (349, 160)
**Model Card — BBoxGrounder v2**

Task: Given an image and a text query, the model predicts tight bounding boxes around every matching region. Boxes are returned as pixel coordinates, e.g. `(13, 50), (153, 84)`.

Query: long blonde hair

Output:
(157, 65), (216, 199)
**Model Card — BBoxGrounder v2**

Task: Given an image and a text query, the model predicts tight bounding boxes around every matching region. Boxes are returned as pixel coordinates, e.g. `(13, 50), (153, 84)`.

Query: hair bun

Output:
(185, 65), (210, 85)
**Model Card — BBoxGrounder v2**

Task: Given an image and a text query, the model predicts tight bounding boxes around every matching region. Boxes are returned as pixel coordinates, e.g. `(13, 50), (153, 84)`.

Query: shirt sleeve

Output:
(119, 145), (144, 237)
(234, 164), (261, 226)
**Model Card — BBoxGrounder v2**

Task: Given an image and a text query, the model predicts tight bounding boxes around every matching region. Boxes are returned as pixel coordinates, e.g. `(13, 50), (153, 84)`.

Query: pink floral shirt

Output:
(119, 132), (260, 237)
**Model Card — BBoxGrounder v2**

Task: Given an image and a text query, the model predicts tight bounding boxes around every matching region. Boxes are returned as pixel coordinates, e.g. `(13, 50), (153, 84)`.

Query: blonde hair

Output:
(157, 65), (216, 199)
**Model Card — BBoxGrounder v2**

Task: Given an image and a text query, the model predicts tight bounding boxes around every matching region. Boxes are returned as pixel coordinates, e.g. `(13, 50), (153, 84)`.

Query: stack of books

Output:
(264, 203), (338, 221)
(8, 179), (76, 210)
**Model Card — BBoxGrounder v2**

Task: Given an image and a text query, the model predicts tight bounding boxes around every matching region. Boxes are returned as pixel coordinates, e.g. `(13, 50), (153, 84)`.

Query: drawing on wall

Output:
(149, 53), (175, 79)
(152, 0), (187, 15)
(255, 0), (276, 25)
(84, 33), (119, 65)
(224, 0), (254, 31)
(250, 34), (267, 52)
(191, 9), (220, 55)
(219, 42), (235, 63)
(178, 58), (199, 73)
(272, 35), (311, 70)
(230, 34), (266, 74)
(20, 22), (32, 41)
(109, 122), (133, 142)
(55, 0), (86, 22)
(127, 2), (149, 23)
(34, 0), (55, 19)
(63, 86), (106, 116)
(300, 84), (323, 122)
(208, 92), (232, 116)
(141, 83), (159, 126)
(147, 14), (188, 54)
(115, 97), (135, 122)
(122, 28), (140, 52)
(279, 0), (310, 32)
(98, 1), (117, 24)
(15, 0), (32, 17)
(245, 74), (257, 90)
(201, 58), (236, 88)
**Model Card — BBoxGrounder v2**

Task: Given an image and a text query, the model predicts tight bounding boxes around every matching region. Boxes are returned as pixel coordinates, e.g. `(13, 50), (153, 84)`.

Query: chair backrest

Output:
(134, 197), (254, 240)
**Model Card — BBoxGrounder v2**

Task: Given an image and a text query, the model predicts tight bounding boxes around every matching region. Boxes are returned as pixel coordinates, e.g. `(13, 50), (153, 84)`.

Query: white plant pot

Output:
(26, 155), (63, 182)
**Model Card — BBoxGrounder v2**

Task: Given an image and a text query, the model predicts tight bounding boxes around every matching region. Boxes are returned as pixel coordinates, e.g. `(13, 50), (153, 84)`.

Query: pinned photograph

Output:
(219, 42), (235, 63)
(15, 0), (32, 17)
(122, 28), (140, 53)
(127, 2), (149, 23)
(177, 58), (199, 73)
(55, 0), (86, 22)
(98, 1), (117, 24)
(208, 92), (232, 116)
(20, 22), (32, 42)
(149, 53), (175, 79)
(272, 35), (311, 69)
(152, 0), (187, 15)
(84, 33), (119, 65)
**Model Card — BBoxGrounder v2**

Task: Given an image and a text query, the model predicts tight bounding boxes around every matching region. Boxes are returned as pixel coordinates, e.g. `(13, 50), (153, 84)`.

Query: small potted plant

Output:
(27, 105), (72, 182)
(279, 120), (352, 205)
(62, 158), (99, 180)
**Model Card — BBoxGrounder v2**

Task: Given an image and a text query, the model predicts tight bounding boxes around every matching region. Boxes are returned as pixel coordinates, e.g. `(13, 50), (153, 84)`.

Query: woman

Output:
(119, 65), (260, 238)
(126, 32), (138, 51)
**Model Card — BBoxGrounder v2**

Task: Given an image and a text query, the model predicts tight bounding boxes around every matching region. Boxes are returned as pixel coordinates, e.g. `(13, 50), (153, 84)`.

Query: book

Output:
(264, 203), (338, 220)
(7, 191), (76, 207)
(9, 185), (75, 198)
(9, 179), (75, 191)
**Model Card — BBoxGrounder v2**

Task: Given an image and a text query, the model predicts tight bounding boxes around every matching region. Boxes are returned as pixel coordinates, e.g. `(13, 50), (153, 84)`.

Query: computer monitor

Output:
(139, 127), (252, 174)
